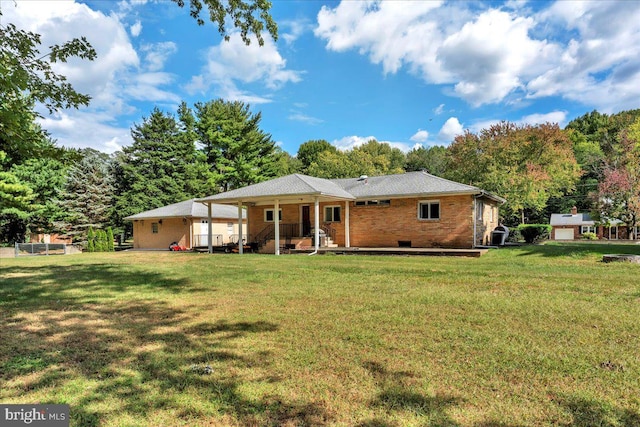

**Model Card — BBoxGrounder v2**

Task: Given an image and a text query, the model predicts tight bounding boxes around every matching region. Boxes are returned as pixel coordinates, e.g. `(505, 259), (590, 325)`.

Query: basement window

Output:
(418, 201), (440, 220)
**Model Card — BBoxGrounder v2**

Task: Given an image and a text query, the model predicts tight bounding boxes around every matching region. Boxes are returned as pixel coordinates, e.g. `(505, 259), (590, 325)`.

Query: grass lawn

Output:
(1, 243), (639, 426)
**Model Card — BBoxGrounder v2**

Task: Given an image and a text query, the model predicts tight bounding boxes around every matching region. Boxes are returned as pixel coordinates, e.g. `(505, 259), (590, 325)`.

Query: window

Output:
(581, 226), (595, 234)
(476, 201), (484, 220)
(152, 222), (159, 234)
(264, 208), (282, 222)
(418, 201), (440, 220)
(324, 206), (341, 222)
(355, 200), (391, 206)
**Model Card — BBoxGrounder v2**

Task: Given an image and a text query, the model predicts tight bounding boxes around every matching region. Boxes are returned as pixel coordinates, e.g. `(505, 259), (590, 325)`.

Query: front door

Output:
(302, 206), (311, 236)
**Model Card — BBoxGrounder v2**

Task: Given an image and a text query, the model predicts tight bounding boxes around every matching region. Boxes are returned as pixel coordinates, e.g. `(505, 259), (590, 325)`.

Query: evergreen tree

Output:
(11, 156), (68, 235)
(112, 106), (206, 229)
(106, 227), (115, 252)
(194, 99), (277, 191)
(87, 227), (95, 252)
(59, 149), (114, 241)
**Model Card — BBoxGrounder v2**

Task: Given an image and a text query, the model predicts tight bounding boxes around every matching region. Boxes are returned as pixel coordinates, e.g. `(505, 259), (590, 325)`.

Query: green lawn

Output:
(1, 244), (639, 426)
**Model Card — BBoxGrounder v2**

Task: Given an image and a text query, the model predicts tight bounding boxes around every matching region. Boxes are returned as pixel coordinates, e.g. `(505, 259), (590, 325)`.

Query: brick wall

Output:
(248, 195), (487, 249)
(349, 195), (475, 248)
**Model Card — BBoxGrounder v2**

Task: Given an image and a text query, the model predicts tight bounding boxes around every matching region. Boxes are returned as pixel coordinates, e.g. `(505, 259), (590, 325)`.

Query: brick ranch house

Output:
(125, 198), (246, 250)
(550, 206), (639, 241)
(196, 172), (505, 254)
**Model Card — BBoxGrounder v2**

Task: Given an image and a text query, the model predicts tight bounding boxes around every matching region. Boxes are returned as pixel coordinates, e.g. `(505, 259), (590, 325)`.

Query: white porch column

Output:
(314, 197), (320, 252)
(207, 203), (213, 254)
(345, 200), (350, 248)
(274, 199), (280, 255)
(238, 201), (243, 255)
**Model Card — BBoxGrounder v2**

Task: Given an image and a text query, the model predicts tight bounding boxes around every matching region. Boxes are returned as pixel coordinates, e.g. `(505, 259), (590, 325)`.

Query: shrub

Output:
(507, 228), (523, 243)
(87, 227), (95, 252)
(106, 227), (115, 252)
(518, 224), (551, 244)
(581, 232), (598, 240)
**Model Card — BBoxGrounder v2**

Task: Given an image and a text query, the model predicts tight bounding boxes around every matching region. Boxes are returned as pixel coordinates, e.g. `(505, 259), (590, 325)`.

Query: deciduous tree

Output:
(446, 122), (581, 224)
(0, 11), (96, 166)
(172, 0), (278, 46)
(594, 119), (640, 236)
(405, 145), (448, 175)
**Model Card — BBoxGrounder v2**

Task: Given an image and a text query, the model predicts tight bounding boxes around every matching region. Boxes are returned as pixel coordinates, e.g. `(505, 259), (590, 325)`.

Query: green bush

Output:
(106, 227), (115, 252)
(518, 224), (551, 244)
(87, 227), (95, 252)
(507, 228), (523, 243)
(581, 232), (598, 240)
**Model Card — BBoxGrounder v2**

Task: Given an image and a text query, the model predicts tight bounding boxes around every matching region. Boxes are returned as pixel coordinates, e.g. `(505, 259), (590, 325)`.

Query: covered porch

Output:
(196, 174), (355, 255)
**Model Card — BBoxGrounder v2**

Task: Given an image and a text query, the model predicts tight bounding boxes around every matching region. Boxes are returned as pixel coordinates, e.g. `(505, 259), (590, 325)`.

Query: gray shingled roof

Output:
(550, 213), (594, 226)
(198, 174), (355, 202)
(198, 172), (505, 204)
(124, 199), (245, 220)
(332, 171), (491, 199)
(550, 213), (623, 226)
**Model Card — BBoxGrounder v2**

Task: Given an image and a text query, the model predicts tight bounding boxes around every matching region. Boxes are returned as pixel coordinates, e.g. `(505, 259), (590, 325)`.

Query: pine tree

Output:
(112, 106), (207, 228)
(59, 149), (114, 241)
(194, 99), (278, 191)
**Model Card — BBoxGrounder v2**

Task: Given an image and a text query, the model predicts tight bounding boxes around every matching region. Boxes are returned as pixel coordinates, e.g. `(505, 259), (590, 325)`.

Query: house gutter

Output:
(473, 195), (478, 249)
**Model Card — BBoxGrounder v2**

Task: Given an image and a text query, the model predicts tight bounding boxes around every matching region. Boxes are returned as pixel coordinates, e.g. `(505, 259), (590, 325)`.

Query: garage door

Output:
(555, 229), (574, 240)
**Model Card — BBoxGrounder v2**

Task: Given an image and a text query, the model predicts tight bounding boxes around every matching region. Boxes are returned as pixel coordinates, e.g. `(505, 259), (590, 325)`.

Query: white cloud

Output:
(141, 42), (177, 72)
(288, 113), (324, 125)
(468, 111), (568, 134)
(521, 111), (568, 127)
(410, 130), (429, 143)
(331, 135), (375, 151)
(330, 135), (413, 152)
(185, 32), (302, 102)
(438, 117), (464, 143)
(3, 1), (182, 152)
(39, 111), (131, 154)
(315, 1), (640, 111)
(438, 9), (559, 106)
(281, 19), (313, 45)
(130, 20), (142, 37)
(434, 104), (445, 115)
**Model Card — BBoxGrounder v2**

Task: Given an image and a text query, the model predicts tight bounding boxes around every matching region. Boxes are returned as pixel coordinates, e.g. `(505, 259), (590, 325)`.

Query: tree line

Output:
(1, 6), (638, 244)
(3, 104), (638, 244)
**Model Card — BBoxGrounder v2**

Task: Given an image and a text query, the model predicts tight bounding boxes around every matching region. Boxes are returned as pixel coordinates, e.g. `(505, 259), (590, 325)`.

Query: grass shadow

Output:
(0, 263), (334, 426)
(363, 360), (461, 426)
(513, 243), (640, 258)
(555, 394), (640, 427)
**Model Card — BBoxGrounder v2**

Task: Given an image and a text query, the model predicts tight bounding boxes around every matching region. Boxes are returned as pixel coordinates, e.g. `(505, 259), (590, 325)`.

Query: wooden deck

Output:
(290, 246), (489, 257)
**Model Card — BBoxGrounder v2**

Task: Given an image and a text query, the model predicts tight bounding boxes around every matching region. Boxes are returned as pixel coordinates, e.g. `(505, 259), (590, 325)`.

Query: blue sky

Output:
(4, 0), (640, 155)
